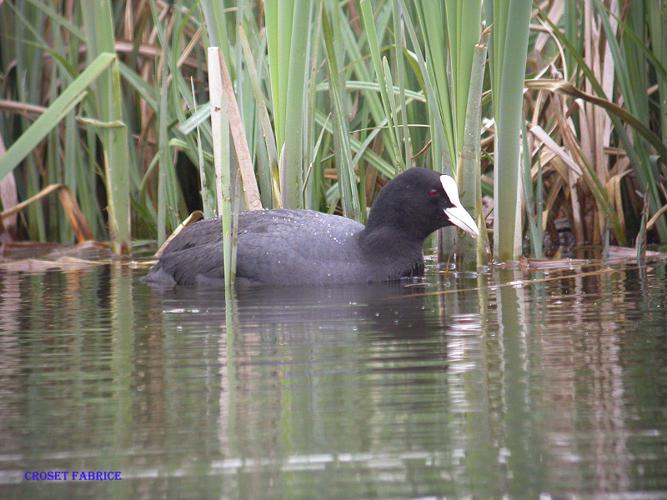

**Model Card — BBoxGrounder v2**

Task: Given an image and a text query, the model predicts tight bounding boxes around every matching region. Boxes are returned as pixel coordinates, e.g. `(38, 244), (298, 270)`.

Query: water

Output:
(1, 260), (666, 498)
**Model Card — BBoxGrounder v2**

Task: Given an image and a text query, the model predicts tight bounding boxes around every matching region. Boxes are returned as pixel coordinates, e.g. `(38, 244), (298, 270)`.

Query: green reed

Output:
(1, 0), (666, 262)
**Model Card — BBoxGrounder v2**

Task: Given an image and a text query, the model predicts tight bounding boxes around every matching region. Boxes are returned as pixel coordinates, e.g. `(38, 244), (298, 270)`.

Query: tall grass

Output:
(81, 0), (132, 255)
(1, 0), (666, 262)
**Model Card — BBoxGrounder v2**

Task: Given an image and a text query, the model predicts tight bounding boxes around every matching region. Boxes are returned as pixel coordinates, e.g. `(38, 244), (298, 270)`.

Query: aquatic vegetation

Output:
(1, 0), (665, 268)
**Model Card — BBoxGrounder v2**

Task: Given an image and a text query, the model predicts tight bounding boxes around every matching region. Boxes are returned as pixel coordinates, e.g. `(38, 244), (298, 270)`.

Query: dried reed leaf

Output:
(527, 79), (667, 160)
(537, 149), (557, 176)
(216, 48), (263, 211)
(529, 125), (583, 176)
(0, 133), (18, 237)
(605, 169), (631, 234)
(543, 174), (564, 221)
(534, 1), (564, 54)
(154, 210), (204, 258)
(551, 97), (589, 244)
(57, 186), (94, 242)
(647, 203), (667, 231)
(1, 184), (93, 243)
(238, 25), (281, 207)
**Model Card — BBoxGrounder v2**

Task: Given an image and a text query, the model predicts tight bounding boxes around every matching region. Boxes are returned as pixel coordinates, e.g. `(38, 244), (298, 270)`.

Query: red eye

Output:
(428, 189), (440, 199)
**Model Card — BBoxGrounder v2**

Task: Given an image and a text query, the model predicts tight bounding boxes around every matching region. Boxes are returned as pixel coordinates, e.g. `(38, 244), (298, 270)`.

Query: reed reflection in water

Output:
(0, 261), (665, 498)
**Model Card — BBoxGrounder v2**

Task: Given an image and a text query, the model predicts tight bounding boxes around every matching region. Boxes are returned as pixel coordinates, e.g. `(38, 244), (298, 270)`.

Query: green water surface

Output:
(1, 260), (666, 498)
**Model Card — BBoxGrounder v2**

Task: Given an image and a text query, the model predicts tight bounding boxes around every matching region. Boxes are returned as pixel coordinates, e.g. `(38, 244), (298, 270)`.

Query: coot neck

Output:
(357, 220), (426, 257)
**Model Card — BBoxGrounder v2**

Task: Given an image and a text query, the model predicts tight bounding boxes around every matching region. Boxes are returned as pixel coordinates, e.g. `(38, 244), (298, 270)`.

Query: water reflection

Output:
(0, 262), (666, 497)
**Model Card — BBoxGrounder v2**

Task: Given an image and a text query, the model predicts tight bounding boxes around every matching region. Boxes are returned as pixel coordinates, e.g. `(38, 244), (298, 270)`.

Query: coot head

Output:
(363, 167), (479, 243)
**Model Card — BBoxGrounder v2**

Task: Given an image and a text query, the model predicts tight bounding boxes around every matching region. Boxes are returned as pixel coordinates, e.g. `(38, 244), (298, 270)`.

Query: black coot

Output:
(144, 167), (479, 287)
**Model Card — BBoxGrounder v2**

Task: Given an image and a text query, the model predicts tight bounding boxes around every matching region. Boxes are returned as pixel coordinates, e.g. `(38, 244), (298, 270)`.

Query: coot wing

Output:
(146, 209), (365, 286)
